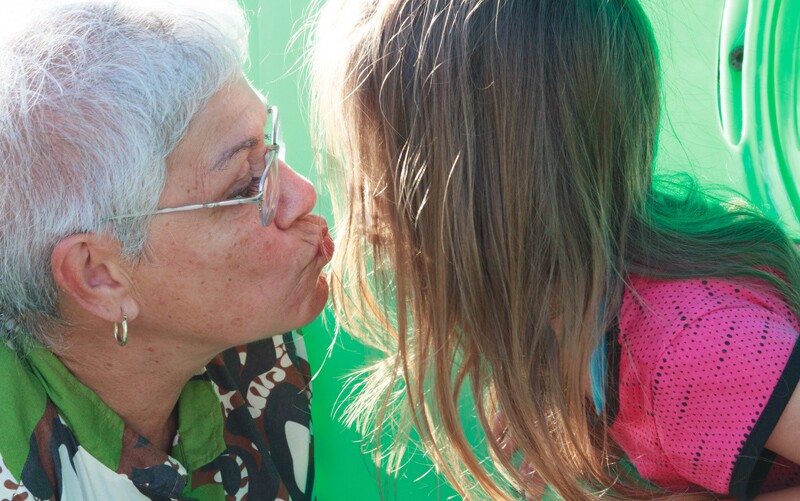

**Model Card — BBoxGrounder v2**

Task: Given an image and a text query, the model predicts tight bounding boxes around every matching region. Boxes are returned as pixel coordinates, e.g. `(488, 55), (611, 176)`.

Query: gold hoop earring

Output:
(114, 314), (128, 346)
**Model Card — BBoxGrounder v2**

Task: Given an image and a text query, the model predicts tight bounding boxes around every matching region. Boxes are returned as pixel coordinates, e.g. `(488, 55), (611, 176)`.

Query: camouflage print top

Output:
(0, 333), (314, 500)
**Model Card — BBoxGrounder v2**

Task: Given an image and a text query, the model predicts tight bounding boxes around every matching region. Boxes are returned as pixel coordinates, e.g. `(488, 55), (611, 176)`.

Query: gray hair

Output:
(0, 0), (248, 348)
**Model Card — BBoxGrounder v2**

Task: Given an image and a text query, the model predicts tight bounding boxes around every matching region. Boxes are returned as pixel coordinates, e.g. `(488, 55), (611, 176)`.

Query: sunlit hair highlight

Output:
(311, 0), (800, 499)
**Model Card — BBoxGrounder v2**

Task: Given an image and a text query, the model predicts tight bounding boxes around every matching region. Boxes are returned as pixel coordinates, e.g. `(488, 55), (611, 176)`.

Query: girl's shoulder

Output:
(621, 274), (795, 336)
(610, 274), (800, 496)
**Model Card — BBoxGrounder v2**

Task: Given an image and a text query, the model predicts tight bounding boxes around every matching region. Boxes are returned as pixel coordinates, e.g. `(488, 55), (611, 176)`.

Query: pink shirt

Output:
(609, 275), (800, 500)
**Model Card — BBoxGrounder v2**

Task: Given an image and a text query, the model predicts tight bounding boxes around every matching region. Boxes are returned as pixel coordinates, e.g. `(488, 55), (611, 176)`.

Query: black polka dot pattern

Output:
(608, 275), (800, 499)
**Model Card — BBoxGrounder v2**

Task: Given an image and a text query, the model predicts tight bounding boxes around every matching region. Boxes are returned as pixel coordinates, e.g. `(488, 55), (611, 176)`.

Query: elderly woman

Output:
(0, 1), (331, 500)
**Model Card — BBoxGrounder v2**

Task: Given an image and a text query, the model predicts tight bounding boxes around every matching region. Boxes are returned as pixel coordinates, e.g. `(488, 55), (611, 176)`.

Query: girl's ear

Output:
(51, 233), (140, 323)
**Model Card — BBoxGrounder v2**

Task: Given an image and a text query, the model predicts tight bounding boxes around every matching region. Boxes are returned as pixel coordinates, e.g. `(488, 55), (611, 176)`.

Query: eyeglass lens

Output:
(260, 106), (281, 227)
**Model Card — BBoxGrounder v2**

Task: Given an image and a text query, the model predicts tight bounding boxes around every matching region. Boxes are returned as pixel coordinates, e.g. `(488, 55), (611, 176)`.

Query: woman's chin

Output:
(271, 274), (330, 337)
(307, 272), (331, 320)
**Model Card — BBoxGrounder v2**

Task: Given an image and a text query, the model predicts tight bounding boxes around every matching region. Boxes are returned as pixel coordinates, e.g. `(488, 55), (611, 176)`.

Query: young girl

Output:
(311, 0), (800, 499)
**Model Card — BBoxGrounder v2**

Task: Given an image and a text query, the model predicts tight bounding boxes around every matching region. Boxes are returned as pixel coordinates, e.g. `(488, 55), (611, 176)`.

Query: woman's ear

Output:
(51, 233), (140, 323)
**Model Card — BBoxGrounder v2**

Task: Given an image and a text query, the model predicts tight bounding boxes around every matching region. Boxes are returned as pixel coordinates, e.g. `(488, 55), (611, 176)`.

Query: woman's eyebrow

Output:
(211, 136), (260, 171)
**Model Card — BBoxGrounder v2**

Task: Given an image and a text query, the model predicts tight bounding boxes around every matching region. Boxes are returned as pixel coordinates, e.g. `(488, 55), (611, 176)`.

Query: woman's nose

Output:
(272, 160), (317, 229)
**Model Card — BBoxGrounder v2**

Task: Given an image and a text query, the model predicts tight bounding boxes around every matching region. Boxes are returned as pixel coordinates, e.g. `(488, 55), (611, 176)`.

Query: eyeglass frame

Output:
(108, 104), (282, 227)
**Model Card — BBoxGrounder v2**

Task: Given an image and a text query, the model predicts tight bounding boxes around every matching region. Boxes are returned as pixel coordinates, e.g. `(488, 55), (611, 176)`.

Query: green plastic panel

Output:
(241, 1), (800, 500)
(647, 0), (800, 235)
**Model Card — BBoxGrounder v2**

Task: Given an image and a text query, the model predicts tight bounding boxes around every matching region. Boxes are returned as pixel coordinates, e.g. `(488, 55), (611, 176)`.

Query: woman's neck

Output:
(56, 321), (215, 453)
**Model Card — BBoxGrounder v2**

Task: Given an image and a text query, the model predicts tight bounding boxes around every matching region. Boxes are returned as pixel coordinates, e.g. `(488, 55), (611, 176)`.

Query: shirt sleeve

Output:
(651, 304), (800, 500)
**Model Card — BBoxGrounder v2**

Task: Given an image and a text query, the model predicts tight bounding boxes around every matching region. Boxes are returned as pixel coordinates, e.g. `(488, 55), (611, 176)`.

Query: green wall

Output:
(242, 1), (800, 499)
(646, 0), (800, 236)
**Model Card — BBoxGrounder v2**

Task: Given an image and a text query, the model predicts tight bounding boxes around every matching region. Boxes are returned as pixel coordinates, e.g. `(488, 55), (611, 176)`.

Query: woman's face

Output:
(130, 74), (331, 354)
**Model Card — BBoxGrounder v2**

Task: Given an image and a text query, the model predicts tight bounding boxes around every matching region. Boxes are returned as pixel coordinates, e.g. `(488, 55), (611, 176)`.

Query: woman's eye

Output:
(230, 176), (260, 199)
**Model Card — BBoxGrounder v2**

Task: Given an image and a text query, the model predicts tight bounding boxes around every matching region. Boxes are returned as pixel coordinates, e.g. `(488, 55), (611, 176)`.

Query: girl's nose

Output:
(272, 160), (317, 229)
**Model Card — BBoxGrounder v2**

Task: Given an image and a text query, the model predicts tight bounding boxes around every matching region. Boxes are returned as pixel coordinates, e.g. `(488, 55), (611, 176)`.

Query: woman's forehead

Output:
(194, 77), (263, 138)
(173, 78), (264, 166)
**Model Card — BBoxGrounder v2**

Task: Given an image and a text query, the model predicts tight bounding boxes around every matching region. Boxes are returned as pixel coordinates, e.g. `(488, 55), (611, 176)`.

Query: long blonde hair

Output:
(310, 0), (800, 499)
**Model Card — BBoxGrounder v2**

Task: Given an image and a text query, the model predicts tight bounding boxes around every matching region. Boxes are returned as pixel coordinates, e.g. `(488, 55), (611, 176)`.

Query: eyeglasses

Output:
(111, 104), (283, 227)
